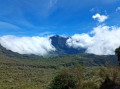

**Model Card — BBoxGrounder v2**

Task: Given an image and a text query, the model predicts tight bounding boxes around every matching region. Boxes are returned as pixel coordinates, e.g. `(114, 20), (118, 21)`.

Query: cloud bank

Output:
(67, 25), (120, 55)
(92, 13), (108, 23)
(0, 36), (55, 56)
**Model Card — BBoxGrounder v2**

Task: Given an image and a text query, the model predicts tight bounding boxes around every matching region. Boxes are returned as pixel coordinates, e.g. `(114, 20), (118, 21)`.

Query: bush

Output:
(48, 70), (76, 89)
(100, 76), (120, 89)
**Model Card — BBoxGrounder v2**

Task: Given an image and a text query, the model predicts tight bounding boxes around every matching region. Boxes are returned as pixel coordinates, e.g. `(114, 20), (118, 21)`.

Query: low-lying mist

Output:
(0, 35), (56, 56)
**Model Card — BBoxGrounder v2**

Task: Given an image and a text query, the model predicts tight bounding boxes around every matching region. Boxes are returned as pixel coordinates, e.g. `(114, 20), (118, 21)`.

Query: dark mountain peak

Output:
(0, 35), (86, 57)
(50, 35), (86, 55)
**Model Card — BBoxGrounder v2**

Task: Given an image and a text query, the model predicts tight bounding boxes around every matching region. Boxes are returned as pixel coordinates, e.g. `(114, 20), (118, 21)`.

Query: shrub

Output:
(100, 76), (120, 89)
(48, 70), (76, 89)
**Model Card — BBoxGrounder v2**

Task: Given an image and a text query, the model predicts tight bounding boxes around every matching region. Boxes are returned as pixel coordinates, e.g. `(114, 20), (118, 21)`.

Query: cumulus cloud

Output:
(0, 35), (55, 56)
(67, 25), (120, 55)
(92, 13), (108, 23)
(67, 34), (93, 48)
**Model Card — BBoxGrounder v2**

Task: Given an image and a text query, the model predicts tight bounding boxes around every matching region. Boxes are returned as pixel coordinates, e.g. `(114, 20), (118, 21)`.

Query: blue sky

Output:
(0, 0), (120, 36)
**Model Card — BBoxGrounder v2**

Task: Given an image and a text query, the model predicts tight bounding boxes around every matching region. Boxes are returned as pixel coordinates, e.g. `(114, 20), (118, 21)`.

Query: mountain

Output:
(0, 35), (118, 67)
(0, 44), (44, 59)
(0, 38), (119, 89)
(0, 43), (118, 66)
(0, 41), (118, 67)
(50, 35), (86, 55)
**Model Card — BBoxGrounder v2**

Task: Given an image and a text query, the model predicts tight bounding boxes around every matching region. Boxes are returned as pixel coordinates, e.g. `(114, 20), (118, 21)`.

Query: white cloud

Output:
(0, 35), (55, 56)
(67, 25), (120, 55)
(67, 34), (93, 48)
(92, 13), (108, 23)
(116, 7), (120, 11)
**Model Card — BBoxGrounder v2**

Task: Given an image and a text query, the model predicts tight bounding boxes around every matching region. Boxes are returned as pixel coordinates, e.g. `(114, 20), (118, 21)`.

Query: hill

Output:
(0, 44), (118, 67)
(0, 43), (118, 88)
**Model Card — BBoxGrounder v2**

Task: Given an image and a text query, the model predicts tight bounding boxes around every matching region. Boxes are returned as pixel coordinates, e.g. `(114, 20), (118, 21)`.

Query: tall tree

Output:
(115, 47), (120, 65)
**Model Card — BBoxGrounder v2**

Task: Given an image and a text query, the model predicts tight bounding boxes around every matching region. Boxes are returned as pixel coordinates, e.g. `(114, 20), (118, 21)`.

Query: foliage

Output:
(100, 76), (120, 89)
(48, 69), (76, 89)
(48, 65), (120, 89)
(115, 47), (120, 64)
(0, 45), (119, 89)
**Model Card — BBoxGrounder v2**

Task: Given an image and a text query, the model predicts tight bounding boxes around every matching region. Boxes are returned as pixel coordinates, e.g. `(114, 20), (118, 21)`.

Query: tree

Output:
(115, 47), (120, 64)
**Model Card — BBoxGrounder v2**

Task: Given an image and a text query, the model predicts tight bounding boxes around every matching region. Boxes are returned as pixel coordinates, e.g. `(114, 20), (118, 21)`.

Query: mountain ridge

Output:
(0, 35), (118, 67)
(50, 35), (86, 55)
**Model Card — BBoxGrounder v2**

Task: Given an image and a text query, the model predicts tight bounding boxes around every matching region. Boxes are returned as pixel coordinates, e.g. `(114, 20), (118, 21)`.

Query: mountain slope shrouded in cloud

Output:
(50, 35), (86, 55)
(0, 35), (56, 56)
(0, 35), (86, 56)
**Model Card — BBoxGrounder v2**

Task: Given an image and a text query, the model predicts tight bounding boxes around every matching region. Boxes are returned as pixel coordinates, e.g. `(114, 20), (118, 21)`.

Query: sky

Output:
(0, 0), (120, 55)
(0, 0), (120, 36)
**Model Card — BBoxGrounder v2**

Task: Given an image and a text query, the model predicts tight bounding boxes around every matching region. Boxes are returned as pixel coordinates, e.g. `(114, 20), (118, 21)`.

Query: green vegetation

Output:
(0, 45), (119, 89)
(115, 46), (120, 64)
(48, 70), (76, 89)
(0, 52), (118, 89)
(49, 65), (120, 89)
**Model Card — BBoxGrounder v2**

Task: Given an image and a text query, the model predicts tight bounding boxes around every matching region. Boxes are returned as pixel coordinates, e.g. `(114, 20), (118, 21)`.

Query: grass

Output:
(0, 62), (57, 89)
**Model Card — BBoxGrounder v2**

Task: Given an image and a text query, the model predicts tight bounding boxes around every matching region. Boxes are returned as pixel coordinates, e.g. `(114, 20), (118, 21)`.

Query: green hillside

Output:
(0, 48), (118, 89)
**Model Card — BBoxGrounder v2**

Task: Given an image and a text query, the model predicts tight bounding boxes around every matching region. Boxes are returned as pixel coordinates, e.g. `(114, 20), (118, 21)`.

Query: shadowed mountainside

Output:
(50, 35), (86, 55)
